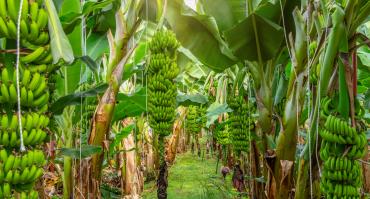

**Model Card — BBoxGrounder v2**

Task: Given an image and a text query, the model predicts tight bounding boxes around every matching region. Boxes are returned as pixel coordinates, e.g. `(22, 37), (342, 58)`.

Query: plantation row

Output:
(0, 0), (369, 199)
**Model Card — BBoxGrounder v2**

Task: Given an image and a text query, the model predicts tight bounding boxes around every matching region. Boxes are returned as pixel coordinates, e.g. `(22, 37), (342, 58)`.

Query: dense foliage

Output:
(0, 0), (369, 199)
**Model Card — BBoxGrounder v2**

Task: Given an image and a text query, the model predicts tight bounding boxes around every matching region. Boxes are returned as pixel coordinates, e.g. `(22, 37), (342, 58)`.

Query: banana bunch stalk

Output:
(228, 95), (254, 156)
(0, 0), (55, 197)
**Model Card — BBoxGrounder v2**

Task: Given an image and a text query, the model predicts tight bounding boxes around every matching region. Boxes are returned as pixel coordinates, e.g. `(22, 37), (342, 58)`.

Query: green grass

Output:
(142, 151), (238, 199)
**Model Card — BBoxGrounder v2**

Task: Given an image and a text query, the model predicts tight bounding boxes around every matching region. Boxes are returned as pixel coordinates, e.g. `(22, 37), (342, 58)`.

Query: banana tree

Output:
(48, 1), (128, 198)
(72, 1), (144, 197)
(296, 1), (370, 198)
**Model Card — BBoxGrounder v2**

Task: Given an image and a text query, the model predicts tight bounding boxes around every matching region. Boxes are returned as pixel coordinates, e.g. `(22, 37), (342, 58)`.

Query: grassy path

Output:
(142, 151), (235, 199)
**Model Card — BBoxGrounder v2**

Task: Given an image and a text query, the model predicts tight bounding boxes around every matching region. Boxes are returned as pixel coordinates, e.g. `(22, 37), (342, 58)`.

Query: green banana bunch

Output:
(0, 183), (11, 198)
(19, 190), (39, 199)
(21, 46), (52, 65)
(228, 95), (255, 155)
(319, 97), (336, 120)
(319, 112), (366, 198)
(0, 68), (49, 108)
(214, 121), (231, 146)
(0, 112), (49, 132)
(147, 30), (180, 137)
(0, 149), (45, 191)
(0, 1), (55, 196)
(0, 0), (49, 44)
(186, 105), (202, 135)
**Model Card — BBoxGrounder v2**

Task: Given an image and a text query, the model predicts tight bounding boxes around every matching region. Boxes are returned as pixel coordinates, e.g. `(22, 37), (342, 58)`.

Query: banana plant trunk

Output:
(157, 136), (168, 199)
(88, 52), (131, 193)
(74, 45), (136, 198)
(249, 140), (264, 199)
(123, 133), (142, 196)
(363, 152), (370, 193)
(249, 60), (274, 199)
(295, 78), (324, 199)
(63, 131), (73, 199)
(166, 107), (186, 164)
(275, 74), (306, 199)
(61, 107), (74, 199)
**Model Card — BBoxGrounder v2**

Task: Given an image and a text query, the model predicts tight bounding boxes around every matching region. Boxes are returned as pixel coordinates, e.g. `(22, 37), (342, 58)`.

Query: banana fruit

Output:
(228, 95), (255, 155)
(0, 1), (54, 197)
(319, 111), (366, 198)
(147, 30), (180, 138)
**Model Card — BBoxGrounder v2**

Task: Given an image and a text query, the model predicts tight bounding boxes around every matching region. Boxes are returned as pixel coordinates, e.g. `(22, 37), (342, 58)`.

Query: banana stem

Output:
(63, 156), (73, 199)
(295, 93), (320, 199)
(337, 59), (350, 120)
(249, 61), (274, 198)
(62, 108), (74, 199)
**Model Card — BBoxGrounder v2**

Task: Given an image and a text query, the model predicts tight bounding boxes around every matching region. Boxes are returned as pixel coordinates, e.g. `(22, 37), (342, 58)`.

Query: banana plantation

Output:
(0, 0), (369, 198)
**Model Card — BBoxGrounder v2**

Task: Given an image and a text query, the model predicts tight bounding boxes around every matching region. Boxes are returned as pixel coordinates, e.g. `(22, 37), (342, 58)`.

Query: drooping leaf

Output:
(133, 43), (148, 64)
(60, 145), (102, 159)
(181, 6), (237, 61)
(113, 87), (147, 122)
(60, 12), (81, 34)
(182, 62), (210, 80)
(274, 73), (288, 105)
(255, 1), (283, 24)
(176, 93), (208, 106)
(177, 47), (202, 69)
(206, 102), (232, 127)
(199, 0), (246, 31)
(79, 56), (99, 73)
(95, 6), (117, 33)
(134, 21), (157, 43)
(45, 0), (74, 64)
(165, 0), (236, 72)
(55, 0), (83, 97)
(118, 43), (148, 81)
(82, 0), (115, 15)
(87, 33), (109, 60)
(109, 125), (135, 154)
(51, 84), (109, 115)
(224, 13), (284, 62)
(60, 0), (116, 34)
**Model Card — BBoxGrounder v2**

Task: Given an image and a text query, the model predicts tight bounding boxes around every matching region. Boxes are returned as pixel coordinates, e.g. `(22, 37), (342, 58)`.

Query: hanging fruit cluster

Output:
(320, 96), (366, 122)
(308, 41), (319, 84)
(319, 114), (367, 198)
(186, 105), (200, 135)
(0, 0), (54, 197)
(228, 96), (254, 155)
(214, 121), (230, 146)
(147, 29), (179, 138)
(186, 105), (202, 135)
